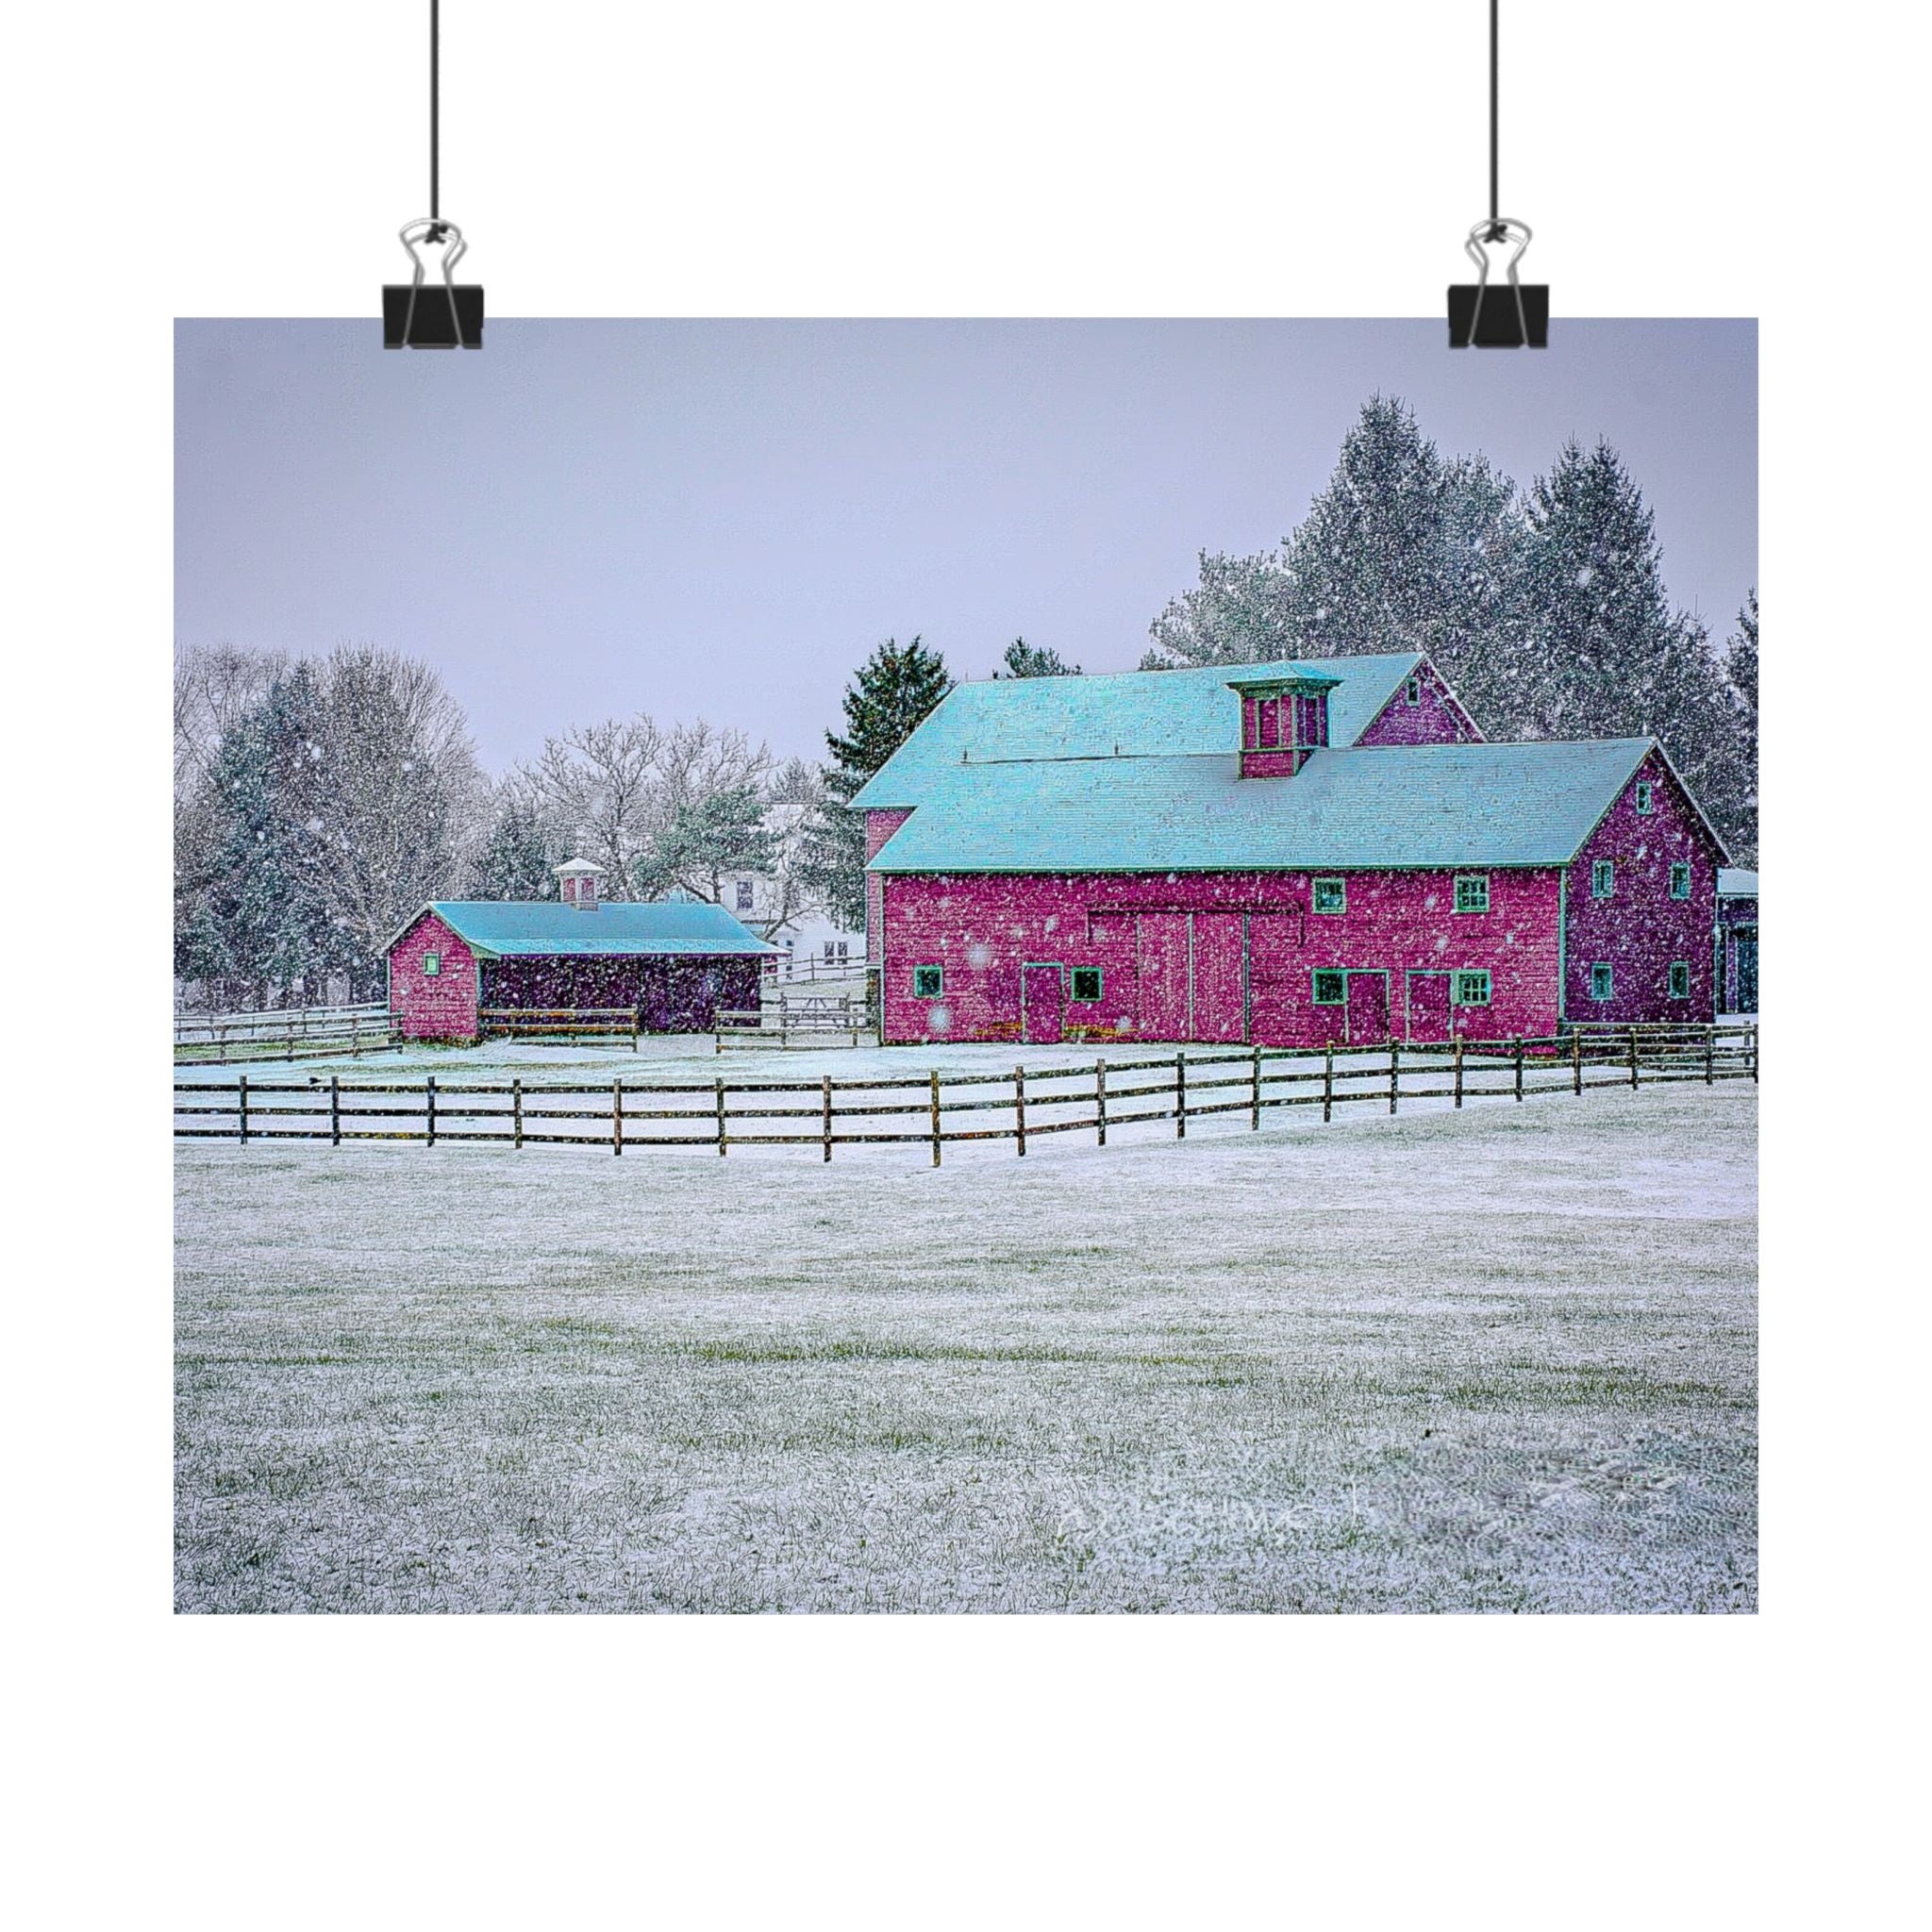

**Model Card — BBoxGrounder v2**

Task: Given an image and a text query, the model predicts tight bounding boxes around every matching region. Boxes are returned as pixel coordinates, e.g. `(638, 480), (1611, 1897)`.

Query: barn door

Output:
(1022, 963), (1065, 1044)
(1136, 915), (1190, 1041)
(1346, 971), (1390, 1046)
(1406, 971), (1451, 1042)
(1734, 934), (1757, 1013)
(1190, 914), (1247, 1042)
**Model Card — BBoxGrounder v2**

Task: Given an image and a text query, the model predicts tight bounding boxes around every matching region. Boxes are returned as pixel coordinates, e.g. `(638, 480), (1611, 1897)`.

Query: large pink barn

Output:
(853, 653), (1730, 1049)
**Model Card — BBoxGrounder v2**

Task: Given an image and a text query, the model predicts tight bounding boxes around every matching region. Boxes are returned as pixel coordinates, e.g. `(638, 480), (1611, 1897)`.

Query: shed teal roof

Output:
(850, 653), (1426, 809)
(1717, 868), (1758, 898)
(408, 900), (775, 958)
(867, 739), (1657, 874)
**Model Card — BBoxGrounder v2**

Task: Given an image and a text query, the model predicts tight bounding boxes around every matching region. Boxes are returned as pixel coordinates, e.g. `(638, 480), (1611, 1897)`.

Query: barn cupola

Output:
(1228, 670), (1339, 777)
(555, 857), (605, 910)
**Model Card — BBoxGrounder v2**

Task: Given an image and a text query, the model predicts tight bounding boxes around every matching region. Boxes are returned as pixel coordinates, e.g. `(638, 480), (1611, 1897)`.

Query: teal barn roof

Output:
(1717, 868), (1758, 897)
(406, 900), (775, 958)
(850, 653), (1426, 809)
(866, 739), (1658, 874)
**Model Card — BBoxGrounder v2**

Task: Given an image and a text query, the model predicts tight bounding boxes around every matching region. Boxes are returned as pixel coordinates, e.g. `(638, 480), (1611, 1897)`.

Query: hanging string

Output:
(430, 0), (440, 223)
(1488, 0), (1499, 239)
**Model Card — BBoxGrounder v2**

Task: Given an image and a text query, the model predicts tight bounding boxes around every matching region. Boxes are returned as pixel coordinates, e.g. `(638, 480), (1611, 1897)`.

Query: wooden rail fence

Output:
(478, 1008), (641, 1050)
(175, 1023), (1757, 1161)
(716, 993), (873, 1051)
(173, 1003), (393, 1065)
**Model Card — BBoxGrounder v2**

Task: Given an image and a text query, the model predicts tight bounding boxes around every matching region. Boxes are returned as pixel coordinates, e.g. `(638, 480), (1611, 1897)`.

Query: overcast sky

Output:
(175, 319), (1756, 775)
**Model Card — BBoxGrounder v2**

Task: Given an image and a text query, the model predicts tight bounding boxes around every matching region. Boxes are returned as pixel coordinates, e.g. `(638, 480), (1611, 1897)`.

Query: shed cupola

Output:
(555, 857), (605, 909)
(1227, 669), (1339, 777)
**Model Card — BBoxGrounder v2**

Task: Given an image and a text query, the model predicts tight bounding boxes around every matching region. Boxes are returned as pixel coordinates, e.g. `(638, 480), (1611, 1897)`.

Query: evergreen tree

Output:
(468, 797), (558, 899)
(798, 636), (952, 931)
(635, 786), (777, 905)
(1722, 589), (1758, 861)
(1144, 397), (1518, 680)
(995, 637), (1080, 677)
(203, 664), (350, 1000)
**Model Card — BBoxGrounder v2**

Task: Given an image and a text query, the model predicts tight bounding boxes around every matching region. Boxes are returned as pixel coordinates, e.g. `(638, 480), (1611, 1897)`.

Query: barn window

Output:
(1406, 676), (1422, 706)
(1591, 962), (1614, 1002)
(1453, 970), (1491, 1006)
(735, 880), (755, 911)
(422, 952), (441, 977)
(913, 964), (943, 998)
(1453, 874), (1490, 913)
(1070, 967), (1103, 1003)
(1668, 960), (1691, 999)
(1311, 876), (1346, 914)
(1636, 781), (1655, 814)
(1311, 970), (1346, 1006)
(1591, 860), (1615, 898)
(1670, 862), (1691, 899)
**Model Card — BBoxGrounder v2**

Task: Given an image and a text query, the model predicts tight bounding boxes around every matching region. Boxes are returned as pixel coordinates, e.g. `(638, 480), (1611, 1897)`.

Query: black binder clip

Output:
(1448, 218), (1547, 348)
(383, 218), (484, 349)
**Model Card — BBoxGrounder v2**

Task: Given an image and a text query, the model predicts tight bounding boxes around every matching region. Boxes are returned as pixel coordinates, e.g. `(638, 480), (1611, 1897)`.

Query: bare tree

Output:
(521, 717), (667, 897)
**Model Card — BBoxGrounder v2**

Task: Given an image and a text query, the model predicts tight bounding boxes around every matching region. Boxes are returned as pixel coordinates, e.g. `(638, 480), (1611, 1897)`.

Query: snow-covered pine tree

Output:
(468, 796), (558, 899)
(634, 785), (777, 907)
(798, 636), (953, 933)
(995, 638), (1080, 677)
(203, 663), (351, 1004)
(1723, 590), (1758, 861)
(1143, 397), (1518, 678)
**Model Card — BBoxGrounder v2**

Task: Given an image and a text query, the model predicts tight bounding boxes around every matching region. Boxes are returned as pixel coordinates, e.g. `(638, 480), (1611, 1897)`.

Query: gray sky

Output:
(175, 319), (1756, 775)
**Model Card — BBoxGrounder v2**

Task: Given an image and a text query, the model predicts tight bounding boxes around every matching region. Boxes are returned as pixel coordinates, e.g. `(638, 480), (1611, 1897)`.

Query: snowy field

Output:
(175, 1072), (1757, 1613)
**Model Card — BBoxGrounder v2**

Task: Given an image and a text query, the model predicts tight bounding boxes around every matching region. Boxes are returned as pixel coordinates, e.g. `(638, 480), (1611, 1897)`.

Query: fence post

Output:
(1175, 1053), (1186, 1140)
(330, 1074), (341, 1147)
(238, 1071), (249, 1144)
(512, 1075), (524, 1150)
(1390, 1041), (1400, 1115)
(1513, 1038), (1524, 1103)
(1453, 1037), (1464, 1108)
(613, 1079), (624, 1156)
(822, 1074), (833, 1162)
(929, 1070), (942, 1168)
(1750, 1022), (1758, 1084)
(715, 1076), (727, 1157)
(426, 1074), (437, 1146)
(1324, 1045), (1334, 1124)
(632, 1013), (639, 1054)
(1251, 1042), (1261, 1130)
(1572, 1030), (1582, 1096)
(1705, 1033), (1715, 1086)
(1014, 1065), (1027, 1158)
(1628, 1027), (1640, 1090)
(1095, 1058), (1108, 1147)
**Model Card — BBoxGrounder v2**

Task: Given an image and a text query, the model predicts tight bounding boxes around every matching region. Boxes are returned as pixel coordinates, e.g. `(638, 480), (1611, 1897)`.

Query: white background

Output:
(1, 3), (1921, 1925)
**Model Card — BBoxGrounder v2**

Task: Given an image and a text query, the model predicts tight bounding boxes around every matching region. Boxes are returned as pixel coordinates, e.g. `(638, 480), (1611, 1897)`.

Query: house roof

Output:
(850, 653), (1426, 809)
(401, 900), (776, 958)
(867, 739), (1661, 874)
(1717, 868), (1758, 898)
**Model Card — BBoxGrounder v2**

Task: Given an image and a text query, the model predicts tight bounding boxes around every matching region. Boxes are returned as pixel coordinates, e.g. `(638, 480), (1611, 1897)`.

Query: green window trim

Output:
(422, 952), (441, 977)
(1669, 862), (1691, 900)
(1668, 960), (1690, 999)
(1405, 676), (1422, 706)
(912, 963), (943, 999)
(1069, 966), (1103, 1003)
(1452, 970), (1491, 1007)
(1453, 873), (1490, 914)
(1590, 963), (1614, 1002)
(1591, 859), (1615, 899)
(1635, 781), (1655, 815)
(1311, 876), (1346, 915)
(1311, 969), (1347, 1006)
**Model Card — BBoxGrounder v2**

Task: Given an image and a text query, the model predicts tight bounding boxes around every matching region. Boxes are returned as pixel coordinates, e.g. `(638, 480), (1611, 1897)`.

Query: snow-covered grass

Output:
(175, 1076), (1757, 1613)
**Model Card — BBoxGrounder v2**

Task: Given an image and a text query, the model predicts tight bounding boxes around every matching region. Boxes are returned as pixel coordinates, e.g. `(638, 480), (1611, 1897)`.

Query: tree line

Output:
(176, 392), (1757, 1003)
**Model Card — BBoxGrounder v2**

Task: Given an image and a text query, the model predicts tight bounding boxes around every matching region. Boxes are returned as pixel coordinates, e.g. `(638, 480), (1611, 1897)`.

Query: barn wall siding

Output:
(1564, 750), (1722, 1023)
(390, 911), (482, 1041)
(865, 808), (914, 960)
(880, 869), (1562, 1048)
(1354, 661), (1482, 746)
